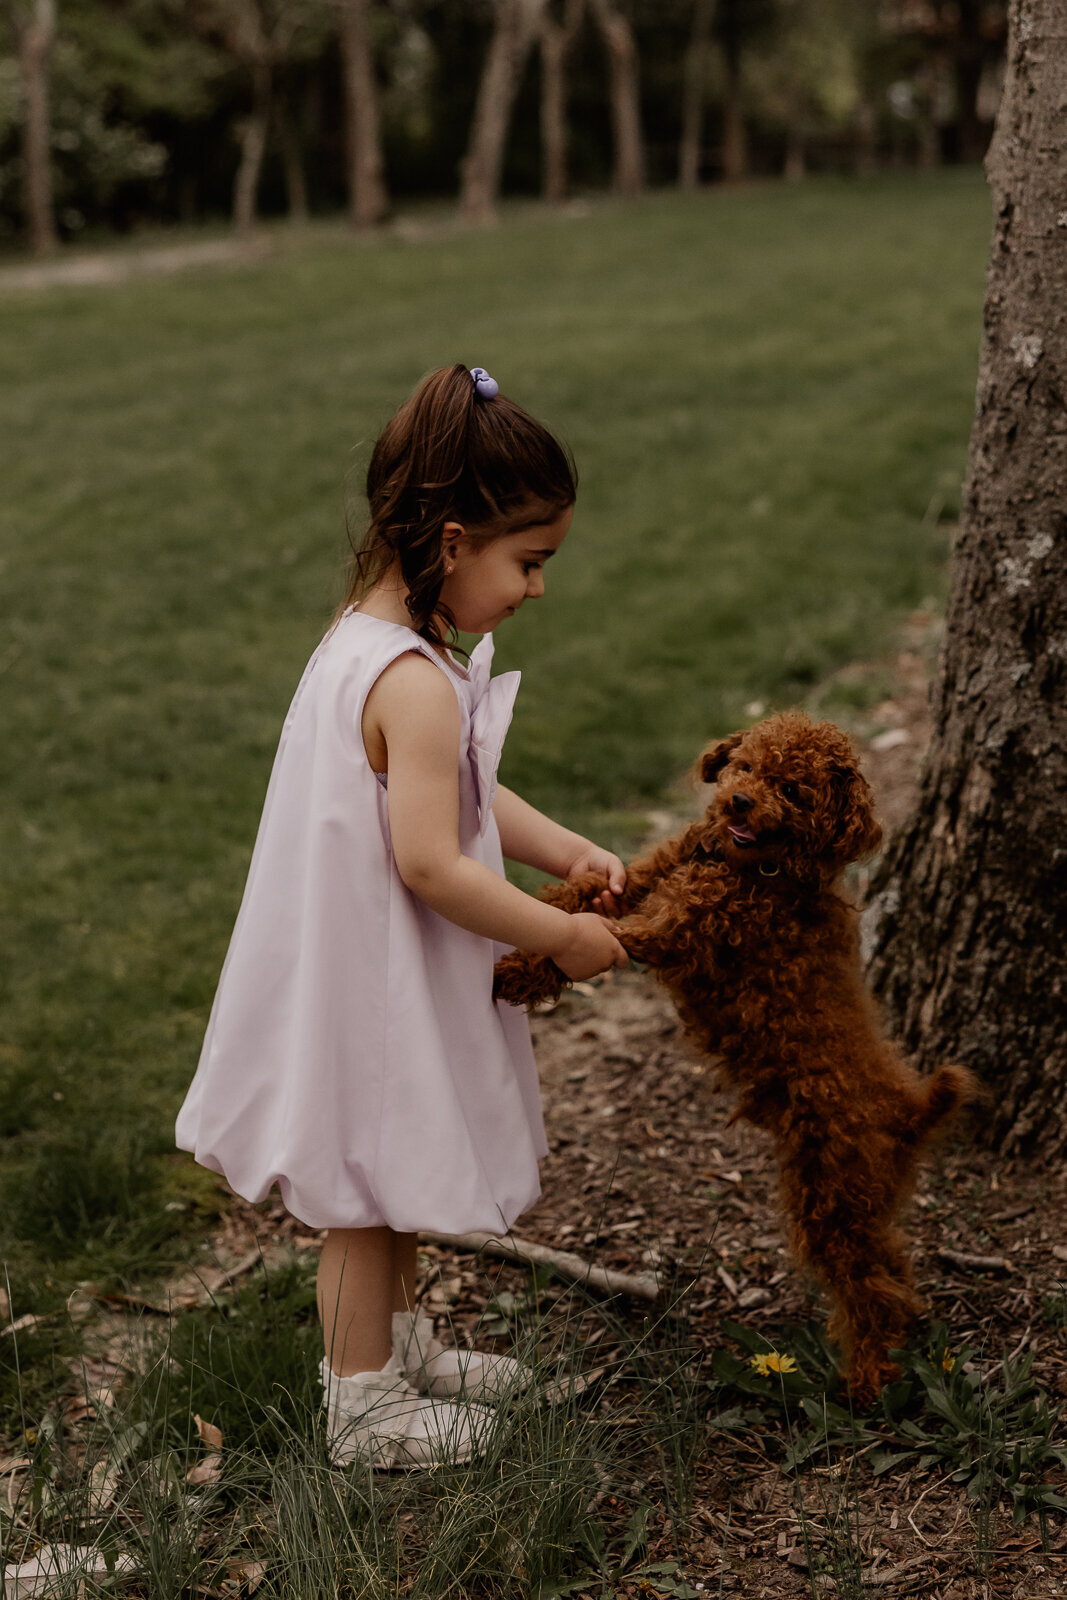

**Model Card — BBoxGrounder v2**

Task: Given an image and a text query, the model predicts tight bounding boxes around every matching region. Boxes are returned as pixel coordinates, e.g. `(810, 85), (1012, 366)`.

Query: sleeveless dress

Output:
(175, 610), (547, 1233)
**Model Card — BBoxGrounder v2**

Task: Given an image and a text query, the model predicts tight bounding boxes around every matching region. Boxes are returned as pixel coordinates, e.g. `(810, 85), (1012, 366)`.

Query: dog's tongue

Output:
(728, 822), (758, 844)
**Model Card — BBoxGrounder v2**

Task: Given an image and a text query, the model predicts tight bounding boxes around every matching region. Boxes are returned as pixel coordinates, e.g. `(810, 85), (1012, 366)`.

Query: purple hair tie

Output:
(470, 366), (499, 400)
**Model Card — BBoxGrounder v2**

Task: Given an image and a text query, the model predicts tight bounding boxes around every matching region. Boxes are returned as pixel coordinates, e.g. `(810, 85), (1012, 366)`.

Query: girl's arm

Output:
(492, 785), (626, 898)
(364, 656), (627, 980)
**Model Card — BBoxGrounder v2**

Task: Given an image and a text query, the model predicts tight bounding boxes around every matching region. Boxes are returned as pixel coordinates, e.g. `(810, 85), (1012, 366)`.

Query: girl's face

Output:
(441, 506), (573, 634)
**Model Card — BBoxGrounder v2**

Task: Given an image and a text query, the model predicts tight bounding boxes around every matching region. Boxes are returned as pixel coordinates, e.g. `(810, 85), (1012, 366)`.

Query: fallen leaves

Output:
(188, 1413), (224, 1485)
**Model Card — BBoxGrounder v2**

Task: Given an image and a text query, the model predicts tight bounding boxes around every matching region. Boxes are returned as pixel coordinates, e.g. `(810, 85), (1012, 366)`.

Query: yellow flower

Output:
(749, 1351), (798, 1377)
(941, 1351), (955, 1373)
(25, 1429), (38, 1444)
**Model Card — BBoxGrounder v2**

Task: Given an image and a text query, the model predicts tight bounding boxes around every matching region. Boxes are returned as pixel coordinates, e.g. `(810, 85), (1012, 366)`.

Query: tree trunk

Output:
(852, 100), (877, 176)
(587, 0), (644, 196)
(18, 0), (58, 256)
(339, 0), (388, 229)
(719, 34), (747, 182)
(678, 0), (715, 191)
(275, 97), (310, 221)
(783, 125), (805, 182)
(539, 0), (583, 204)
(864, 0), (1067, 1156)
(233, 59), (271, 237)
(460, 0), (543, 224)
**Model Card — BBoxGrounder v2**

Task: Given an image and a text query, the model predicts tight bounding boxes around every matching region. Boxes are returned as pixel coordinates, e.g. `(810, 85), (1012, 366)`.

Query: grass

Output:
(0, 172), (989, 1292)
(2, 1255), (1063, 1597)
(0, 1256), (712, 1598)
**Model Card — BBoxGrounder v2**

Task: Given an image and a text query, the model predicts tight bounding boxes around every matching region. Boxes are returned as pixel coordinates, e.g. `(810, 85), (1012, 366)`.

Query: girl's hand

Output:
(565, 845), (627, 916)
(552, 912), (629, 981)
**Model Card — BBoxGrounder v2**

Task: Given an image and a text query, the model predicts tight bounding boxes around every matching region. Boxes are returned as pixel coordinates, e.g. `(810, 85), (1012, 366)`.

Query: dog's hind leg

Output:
(902, 1064), (979, 1147)
(823, 1230), (926, 1403)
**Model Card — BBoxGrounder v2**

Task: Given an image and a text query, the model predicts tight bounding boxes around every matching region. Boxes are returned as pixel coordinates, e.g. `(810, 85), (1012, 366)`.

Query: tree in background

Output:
(7, 0), (58, 252)
(866, 0), (1066, 1154)
(747, 0), (866, 179)
(538, 0), (582, 203)
(712, 0), (776, 181)
(184, 0), (332, 234)
(586, 0), (643, 194)
(459, 0), (544, 223)
(677, 0), (714, 189)
(339, 0), (387, 226)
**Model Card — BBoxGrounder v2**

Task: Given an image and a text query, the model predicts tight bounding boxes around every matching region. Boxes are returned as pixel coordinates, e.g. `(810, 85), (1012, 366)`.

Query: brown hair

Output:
(337, 364), (577, 646)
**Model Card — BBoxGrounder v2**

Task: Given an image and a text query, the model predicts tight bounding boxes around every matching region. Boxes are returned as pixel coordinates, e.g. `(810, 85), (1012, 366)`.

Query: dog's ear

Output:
(698, 732), (744, 783)
(830, 763), (883, 863)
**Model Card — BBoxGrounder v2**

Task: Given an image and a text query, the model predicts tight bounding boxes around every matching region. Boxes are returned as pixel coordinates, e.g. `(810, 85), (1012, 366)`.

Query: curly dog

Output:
(495, 711), (976, 1400)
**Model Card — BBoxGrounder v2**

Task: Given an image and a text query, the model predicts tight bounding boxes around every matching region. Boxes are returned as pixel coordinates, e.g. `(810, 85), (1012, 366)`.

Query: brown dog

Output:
(494, 711), (976, 1400)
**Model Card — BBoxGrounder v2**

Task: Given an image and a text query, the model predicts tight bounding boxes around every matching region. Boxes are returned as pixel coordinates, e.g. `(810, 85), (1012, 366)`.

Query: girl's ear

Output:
(698, 732), (743, 783)
(442, 520), (467, 561)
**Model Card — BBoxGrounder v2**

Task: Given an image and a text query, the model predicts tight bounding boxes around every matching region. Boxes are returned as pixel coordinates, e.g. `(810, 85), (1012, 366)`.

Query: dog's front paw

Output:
(492, 951), (568, 1009)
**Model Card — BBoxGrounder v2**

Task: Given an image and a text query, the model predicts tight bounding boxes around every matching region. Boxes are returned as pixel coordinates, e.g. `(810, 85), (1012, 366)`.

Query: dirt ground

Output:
(88, 613), (1067, 1597)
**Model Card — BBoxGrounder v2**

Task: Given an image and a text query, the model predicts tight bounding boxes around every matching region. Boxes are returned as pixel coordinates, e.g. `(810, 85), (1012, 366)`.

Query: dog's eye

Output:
(738, 762), (752, 773)
(781, 781), (800, 804)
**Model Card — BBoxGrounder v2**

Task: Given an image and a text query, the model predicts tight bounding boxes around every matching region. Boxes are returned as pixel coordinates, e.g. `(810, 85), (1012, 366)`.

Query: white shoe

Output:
(319, 1354), (493, 1469)
(392, 1311), (532, 1404)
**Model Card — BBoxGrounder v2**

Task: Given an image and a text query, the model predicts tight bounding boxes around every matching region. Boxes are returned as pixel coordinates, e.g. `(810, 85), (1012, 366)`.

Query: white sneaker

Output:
(319, 1354), (493, 1469)
(392, 1311), (532, 1404)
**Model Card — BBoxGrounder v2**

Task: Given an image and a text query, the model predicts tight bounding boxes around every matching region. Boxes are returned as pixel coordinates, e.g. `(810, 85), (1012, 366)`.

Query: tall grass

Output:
(1, 1255), (713, 1598)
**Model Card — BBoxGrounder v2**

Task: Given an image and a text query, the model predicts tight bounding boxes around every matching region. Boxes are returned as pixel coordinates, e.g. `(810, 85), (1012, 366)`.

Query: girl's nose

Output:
(526, 570), (545, 599)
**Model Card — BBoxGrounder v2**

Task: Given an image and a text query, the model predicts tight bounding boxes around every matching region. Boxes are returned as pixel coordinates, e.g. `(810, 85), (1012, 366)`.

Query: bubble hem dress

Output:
(175, 611), (548, 1234)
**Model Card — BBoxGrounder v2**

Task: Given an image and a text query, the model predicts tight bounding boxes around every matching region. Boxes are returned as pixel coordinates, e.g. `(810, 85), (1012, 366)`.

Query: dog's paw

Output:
(492, 952), (567, 1009)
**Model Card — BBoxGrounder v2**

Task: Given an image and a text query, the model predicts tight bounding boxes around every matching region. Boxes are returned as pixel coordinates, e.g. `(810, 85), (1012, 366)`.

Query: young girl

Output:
(176, 364), (628, 1469)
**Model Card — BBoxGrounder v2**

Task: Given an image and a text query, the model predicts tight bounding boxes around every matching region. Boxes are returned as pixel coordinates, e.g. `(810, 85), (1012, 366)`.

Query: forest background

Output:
(4, 0), (1007, 252)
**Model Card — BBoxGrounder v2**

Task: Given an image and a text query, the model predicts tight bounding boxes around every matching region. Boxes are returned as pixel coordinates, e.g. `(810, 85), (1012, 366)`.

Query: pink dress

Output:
(175, 611), (547, 1232)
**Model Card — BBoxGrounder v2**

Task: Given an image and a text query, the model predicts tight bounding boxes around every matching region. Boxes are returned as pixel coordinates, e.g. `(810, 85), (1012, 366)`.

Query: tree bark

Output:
(338, 0), (388, 229)
(539, 0), (583, 205)
(460, 0), (544, 224)
(864, 0), (1067, 1156)
(17, 0), (58, 255)
(233, 58), (271, 237)
(678, 0), (715, 191)
(587, 0), (644, 196)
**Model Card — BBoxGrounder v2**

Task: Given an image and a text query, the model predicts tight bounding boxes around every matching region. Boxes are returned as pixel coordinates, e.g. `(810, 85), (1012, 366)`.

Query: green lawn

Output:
(0, 172), (989, 1287)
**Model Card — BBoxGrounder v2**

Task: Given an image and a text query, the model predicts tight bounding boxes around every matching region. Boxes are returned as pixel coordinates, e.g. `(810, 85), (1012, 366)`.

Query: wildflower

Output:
(749, 1351), (798, 1377)
(941, 1350), (955, 1373)
(25, 1429), (38, 1444)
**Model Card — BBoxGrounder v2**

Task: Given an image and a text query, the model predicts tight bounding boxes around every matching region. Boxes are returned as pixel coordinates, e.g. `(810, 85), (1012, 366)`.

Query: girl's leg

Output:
(392, 1231), (418, 1314)
(317, 1226), (396, 1376)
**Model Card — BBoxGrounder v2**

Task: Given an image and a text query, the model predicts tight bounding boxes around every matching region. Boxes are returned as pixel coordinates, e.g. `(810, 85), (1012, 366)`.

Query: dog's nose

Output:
(731, 792), (754, 814)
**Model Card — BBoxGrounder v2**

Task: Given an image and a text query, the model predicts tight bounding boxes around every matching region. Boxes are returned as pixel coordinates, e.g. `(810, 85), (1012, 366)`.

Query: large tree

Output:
(9, 0), (58, 253)
(865, 0), (1066, 1155)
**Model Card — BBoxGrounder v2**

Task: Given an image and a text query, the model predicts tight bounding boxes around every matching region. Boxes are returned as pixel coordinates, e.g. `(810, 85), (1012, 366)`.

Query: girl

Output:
(176, 364), (628, 1469)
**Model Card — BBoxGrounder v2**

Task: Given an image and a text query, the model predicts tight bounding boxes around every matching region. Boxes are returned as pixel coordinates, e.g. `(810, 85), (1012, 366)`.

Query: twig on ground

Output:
(423, 1230), (662, 1301)
(815, 1553), (931, 1590)
(936, 1247), (1013, 1273)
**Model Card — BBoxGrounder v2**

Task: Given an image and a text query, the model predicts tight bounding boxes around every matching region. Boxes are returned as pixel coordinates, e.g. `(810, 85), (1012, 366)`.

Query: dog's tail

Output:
(908, 1063), (981, 1145)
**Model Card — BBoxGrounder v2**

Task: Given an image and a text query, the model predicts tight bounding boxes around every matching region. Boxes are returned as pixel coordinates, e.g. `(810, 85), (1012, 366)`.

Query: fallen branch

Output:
(936, 1247), (1013, 1274)
(815, 1553), (930, 1590)
(423, 1230), (662, 1301)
